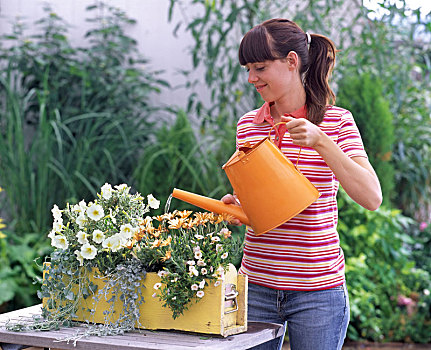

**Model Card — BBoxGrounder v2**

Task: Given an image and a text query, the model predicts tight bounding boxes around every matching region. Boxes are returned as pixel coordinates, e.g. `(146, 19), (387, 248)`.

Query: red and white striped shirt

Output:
(237, 102), (367, 290)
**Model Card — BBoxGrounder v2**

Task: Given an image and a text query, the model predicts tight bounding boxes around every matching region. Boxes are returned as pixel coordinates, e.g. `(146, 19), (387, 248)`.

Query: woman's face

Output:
(245, 56), (298, 103)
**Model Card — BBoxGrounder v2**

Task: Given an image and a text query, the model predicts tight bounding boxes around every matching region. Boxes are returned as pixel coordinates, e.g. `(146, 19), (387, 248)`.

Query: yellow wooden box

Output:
(43, 263), (247, 337)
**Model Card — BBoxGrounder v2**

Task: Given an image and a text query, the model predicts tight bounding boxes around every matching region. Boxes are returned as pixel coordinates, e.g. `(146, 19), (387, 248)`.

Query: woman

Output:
(222, 18), (382, 350)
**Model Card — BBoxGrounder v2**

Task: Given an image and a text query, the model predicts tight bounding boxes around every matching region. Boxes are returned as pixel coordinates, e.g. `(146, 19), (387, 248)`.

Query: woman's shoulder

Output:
(325, 105), (352, 117)
(238, 108), (260, 125)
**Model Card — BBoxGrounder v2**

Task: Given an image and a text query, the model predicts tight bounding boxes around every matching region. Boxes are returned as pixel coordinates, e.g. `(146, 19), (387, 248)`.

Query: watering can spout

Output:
(171, 188), (250, 226)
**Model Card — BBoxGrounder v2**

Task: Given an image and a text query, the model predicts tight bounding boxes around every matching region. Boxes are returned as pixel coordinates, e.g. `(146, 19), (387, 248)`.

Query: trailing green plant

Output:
(338, 190), (431, 343)
(336, 72), (395, 205)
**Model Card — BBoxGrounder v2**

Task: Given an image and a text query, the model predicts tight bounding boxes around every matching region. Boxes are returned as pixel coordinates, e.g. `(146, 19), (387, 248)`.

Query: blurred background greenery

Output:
(0, 0), (430, 344)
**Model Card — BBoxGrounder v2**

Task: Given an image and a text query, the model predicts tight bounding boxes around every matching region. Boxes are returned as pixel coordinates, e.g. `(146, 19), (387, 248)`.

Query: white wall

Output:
(0, 0), (201, 112)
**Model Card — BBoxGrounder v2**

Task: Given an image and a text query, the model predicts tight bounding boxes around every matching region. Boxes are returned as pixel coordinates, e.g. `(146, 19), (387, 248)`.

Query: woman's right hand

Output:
(221, 194), (242, 226)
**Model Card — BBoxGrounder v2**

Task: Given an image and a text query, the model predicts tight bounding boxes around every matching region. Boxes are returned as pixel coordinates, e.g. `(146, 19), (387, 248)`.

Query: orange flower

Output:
(161, 250), (172, 262)
(194, 212), (210, 225)
(176, 210), (193, 219)
(209, 213), (224, 224)
(160, 236), (172, 247)
(151, 239), (161, 248)
(154, 215), (166, 222)
(221, 213), (236, 224)
(168, 218), (184, 230)
(126, 239), (136, 249)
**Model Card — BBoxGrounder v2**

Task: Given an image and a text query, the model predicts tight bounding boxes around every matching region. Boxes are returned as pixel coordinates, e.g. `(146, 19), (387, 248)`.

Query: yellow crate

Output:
(43, 264), (247, 337)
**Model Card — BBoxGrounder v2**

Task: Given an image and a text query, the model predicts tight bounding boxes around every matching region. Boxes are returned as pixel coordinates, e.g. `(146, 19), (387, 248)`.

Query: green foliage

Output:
(168, 0), (287, 125)
(0, 3), (166, 236)
(337, 72), (395, 204)
(338, 190), (431, 343)
(0, 229), (51, 311)
(133, 109), (235, 209)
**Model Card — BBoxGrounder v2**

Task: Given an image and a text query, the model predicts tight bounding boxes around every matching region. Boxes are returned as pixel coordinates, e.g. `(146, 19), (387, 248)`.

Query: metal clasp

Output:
(224, 283), (239, 314)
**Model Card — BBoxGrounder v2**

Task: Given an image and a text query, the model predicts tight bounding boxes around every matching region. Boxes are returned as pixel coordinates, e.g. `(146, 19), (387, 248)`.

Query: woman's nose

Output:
(248, 70), (258, 84)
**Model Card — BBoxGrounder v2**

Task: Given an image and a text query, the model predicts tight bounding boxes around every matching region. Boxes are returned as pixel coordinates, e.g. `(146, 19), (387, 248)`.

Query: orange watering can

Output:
(172, 123), (320, 235)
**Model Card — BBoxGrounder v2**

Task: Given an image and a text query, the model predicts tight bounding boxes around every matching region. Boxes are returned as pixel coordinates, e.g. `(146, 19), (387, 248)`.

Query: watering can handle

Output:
(268, 122), (302, 169)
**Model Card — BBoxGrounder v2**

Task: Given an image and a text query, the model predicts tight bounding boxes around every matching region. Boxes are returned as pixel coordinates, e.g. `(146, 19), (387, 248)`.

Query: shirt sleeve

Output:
(337, 111), (368, 159)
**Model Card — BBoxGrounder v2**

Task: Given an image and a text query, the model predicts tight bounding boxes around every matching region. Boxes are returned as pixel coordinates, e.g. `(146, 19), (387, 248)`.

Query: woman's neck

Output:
(270, 87), (306, 123)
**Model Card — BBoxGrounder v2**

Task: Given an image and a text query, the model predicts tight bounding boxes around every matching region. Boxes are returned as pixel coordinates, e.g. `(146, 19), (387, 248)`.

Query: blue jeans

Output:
(247, 282), (350, 350)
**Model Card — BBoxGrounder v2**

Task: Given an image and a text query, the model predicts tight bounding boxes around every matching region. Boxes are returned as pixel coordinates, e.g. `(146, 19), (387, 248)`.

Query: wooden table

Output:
(0, 305), (283, 350)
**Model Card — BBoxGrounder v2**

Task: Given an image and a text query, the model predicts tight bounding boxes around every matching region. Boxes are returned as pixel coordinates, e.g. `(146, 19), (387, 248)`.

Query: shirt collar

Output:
(253, 102), (307, 124)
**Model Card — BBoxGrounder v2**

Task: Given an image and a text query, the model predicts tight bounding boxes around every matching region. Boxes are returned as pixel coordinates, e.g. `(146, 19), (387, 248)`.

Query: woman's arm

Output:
(282, 116), (382, 211)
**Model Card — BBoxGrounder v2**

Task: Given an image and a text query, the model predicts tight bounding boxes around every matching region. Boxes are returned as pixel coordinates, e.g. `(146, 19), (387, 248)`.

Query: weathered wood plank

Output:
(0, 306), (282, 350)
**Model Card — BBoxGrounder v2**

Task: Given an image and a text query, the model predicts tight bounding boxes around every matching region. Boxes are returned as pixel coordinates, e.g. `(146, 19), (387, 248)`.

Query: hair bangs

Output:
(239, 25), (276, 66)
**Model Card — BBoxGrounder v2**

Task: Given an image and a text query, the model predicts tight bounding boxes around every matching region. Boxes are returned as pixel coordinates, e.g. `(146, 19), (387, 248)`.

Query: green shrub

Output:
(338, 190), (431, 343)
(337, 72), (395, 205)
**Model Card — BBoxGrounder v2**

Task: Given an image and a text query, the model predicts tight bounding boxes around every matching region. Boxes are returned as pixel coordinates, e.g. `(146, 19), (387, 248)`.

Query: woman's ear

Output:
(286, 51), (299, 70)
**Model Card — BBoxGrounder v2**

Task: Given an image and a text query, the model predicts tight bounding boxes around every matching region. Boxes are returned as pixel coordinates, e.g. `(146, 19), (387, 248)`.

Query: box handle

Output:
(224, 283), (239, 314)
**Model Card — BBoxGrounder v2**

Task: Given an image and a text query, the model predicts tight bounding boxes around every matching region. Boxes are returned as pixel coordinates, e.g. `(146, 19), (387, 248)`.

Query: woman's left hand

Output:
(280, 116), (323, 148)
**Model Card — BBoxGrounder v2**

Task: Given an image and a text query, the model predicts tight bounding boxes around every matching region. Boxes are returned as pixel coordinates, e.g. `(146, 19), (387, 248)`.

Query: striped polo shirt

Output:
(237, 102), (367, 290)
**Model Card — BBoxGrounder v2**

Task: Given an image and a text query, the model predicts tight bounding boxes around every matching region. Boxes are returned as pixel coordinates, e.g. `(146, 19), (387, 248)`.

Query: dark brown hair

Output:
(239, 18), (336, 125)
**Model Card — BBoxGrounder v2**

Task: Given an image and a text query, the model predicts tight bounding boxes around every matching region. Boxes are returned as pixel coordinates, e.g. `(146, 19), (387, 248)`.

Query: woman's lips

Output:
(255, 84), (267, 92)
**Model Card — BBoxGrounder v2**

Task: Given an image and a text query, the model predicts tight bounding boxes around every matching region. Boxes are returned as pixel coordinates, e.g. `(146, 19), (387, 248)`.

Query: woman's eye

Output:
(256, 67), (265, 71)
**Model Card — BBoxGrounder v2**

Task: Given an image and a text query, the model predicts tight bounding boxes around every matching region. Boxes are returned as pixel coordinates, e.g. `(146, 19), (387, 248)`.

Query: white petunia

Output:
(100, 183), (113, 200)
(196, 291), (204, 298)
(79, 200), (88, 211)
(51, 204), (62, 221)
(92, 229), (105, 244)
(74, 250), (84, 266)
(76, 214), (88, 228)
(221, 252), (229, 259)
(52, 235), (69, 250)
(80, 243), (97, 260)
(201, 268), (208, 275)
(194, 250), (203, 259)
(115, 184), (129, 192)
(191, 284), (199, 291)
(72, 204), (83, 214)
(154, 283), (162, 290)
(120, 224), (135, 240)
(76, 230), (89, 245)
(147, 194), (160, 209)
(216, 244), (223, 252)
(211, 236), (221, 242)
(48, 230), (56, 239)
(199, 280), (205, 289)
(195, 234), (204, 240)
(102, 235), (122, 252)
(214, 281), (221, 287)
(52, 219), (63, 233)
(86, 204), (104, 221)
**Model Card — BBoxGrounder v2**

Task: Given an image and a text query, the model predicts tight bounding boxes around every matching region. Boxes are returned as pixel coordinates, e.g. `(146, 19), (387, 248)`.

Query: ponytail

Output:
(304, 34), (337, 124)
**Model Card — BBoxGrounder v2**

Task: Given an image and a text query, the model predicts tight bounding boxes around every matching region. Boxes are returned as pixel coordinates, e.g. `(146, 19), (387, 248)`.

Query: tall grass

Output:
(0, 3), (166, 236)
